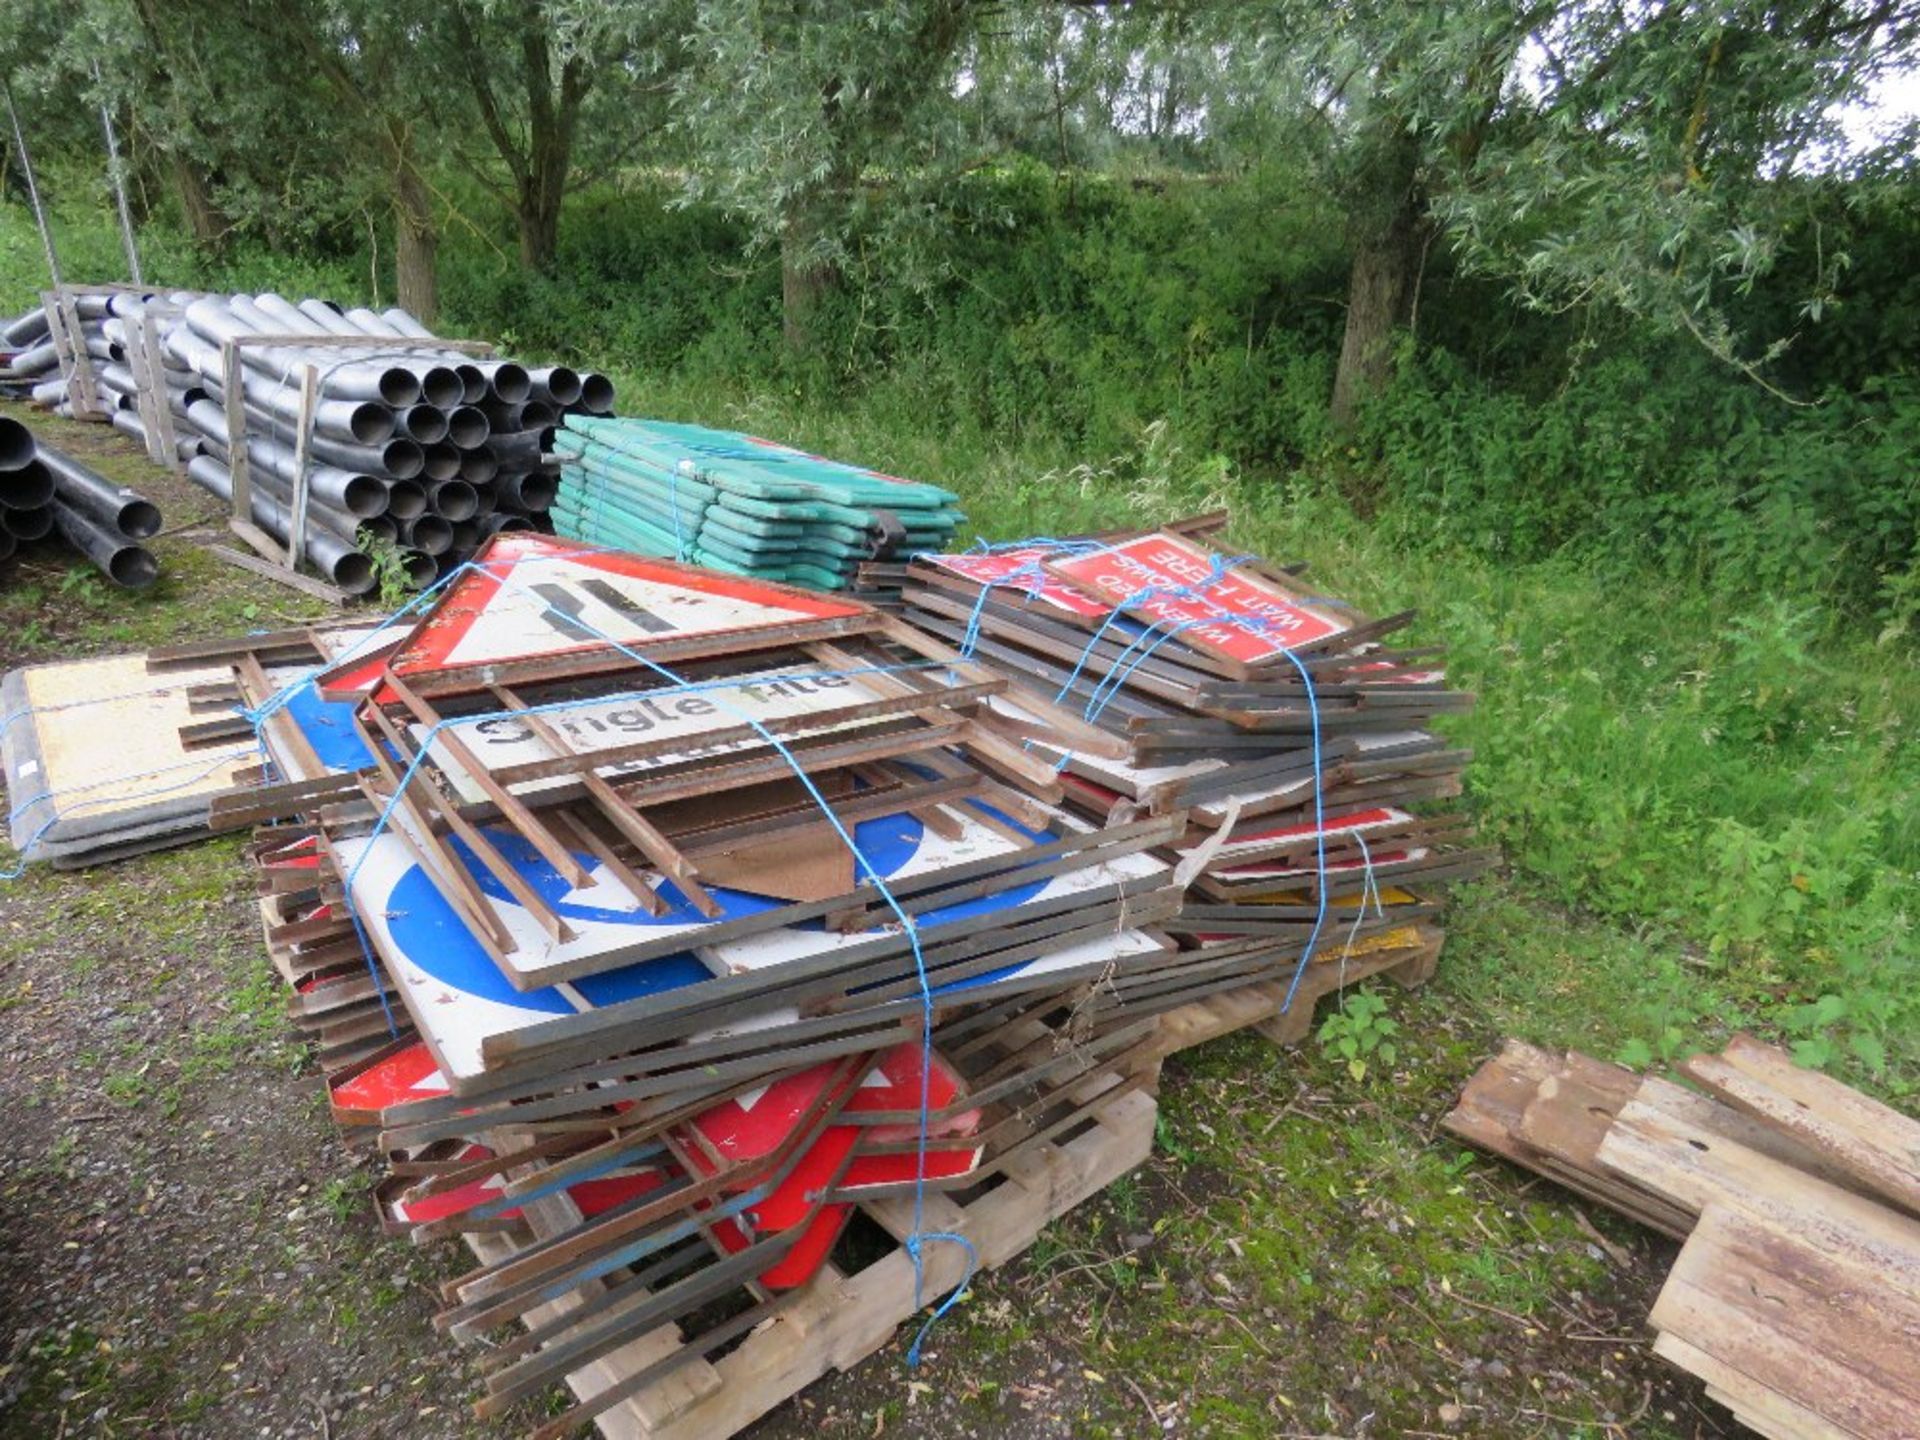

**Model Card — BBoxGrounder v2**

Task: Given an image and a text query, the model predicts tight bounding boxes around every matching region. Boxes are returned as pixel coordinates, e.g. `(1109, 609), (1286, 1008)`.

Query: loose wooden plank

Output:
(204, 543), (353, 603)
(1652, 1333), (1851, 1440)
(1651, 1203), (1920, 1440)
(1681, 1034), (1920, 1218)
(1596, 1096), (1920, 1278)
(1440, 1041), (1693, 1238)
(1632, 1073), (1853, 1188)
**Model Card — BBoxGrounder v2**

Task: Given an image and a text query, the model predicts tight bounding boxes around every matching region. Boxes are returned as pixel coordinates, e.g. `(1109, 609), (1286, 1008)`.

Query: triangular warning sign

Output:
(320, 533), (871, 701)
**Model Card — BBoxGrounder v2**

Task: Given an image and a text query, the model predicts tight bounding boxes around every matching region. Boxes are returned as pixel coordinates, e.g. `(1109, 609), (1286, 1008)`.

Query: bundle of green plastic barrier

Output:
(550, 416), (965, 590)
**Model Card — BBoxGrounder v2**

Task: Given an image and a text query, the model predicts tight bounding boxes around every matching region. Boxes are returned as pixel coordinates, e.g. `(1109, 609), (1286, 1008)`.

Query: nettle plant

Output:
(1317, 989), (1400, 1082)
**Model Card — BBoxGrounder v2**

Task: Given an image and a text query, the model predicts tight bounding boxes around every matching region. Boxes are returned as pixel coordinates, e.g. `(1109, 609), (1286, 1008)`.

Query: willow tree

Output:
(1231, 0), (1920, 425)
(3, 0), (352, 255)
(669, 0), (976, 353)
(445, 0), (682, 271)
(1440, 0), (1920, 386)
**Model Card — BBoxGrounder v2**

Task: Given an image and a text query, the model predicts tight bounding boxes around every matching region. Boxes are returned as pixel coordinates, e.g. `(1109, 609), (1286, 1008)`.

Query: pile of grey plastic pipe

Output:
(0, 291), (612, 595)
(0, 414), (161, 588)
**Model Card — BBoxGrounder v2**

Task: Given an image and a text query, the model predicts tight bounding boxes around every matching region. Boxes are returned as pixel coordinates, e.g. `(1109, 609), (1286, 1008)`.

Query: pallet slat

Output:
(463, 1087), (1155, 1440)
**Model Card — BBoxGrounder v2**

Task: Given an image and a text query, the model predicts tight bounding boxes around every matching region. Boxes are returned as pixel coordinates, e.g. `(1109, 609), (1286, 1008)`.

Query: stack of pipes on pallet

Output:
(165, 532), (1270, 1438)
(550, 417), (965, 590)
(0, 414), (160, 587)
(0, 290), (615, 595)
(892, 517), (1491, 1012)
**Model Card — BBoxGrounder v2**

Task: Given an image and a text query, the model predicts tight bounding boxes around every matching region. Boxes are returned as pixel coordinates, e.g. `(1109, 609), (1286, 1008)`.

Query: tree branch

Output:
(452, 1), (529, 189)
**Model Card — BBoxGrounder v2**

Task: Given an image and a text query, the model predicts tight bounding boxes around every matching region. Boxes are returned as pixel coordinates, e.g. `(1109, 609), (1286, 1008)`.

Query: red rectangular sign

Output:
(1049, 533), (1346, 662)
(922, 549), (1110, 618)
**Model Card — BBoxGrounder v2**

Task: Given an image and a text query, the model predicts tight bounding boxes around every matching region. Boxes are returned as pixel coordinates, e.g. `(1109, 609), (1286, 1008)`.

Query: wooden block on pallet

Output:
(1252, 926), (1446, 1049)
(1145, 923), (1447, 1064)
(1153, 981), (1285, 1056)
(1382, 928), (1443, 988)
(462, 1082), (1155, 1440)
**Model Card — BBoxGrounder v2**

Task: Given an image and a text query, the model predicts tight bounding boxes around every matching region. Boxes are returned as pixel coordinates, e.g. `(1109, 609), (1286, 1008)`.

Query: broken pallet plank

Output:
(1681, 1034), (1920, 1219)
(1651, 1202), (1920, 1440)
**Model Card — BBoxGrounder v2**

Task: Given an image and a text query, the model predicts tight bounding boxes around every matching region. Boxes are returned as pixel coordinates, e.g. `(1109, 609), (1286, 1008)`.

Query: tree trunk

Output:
(170, 153), (227, 248)
(780, 194), (840, 355)
(517, 182), (562, 270)
(516, 122), (570, 269)
(1330, 133), (1426, 430)
(514, 29), (583, 271)
(393, 160), (439, 324)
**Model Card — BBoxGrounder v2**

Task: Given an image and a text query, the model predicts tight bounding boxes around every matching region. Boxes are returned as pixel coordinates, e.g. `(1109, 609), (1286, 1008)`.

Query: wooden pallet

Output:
(1149, 923), (1444, 1063)
(463, 1082), (1157, 1440)
(1446, 1036), (1920, 1440)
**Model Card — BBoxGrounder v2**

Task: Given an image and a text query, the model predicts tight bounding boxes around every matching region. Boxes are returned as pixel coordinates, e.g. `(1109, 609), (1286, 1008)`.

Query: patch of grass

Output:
(9, 1325), (119, 1417)
(319, 1172), (373, 1225)
(0, 398), (334, 668)
(102, 1066), (153, 1107)
(1013, 1012), (1652, 1435)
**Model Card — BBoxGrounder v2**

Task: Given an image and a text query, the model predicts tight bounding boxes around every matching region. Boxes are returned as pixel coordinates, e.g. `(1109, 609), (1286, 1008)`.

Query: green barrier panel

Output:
(554, 415), (966, 592)
(563, 416), (960, 508)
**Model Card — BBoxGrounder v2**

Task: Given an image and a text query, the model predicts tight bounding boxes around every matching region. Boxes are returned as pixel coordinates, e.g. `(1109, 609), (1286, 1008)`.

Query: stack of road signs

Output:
(193, 532), (1252, 1435)
(0, 624), (378, 869)
(0, 653), (257, 868)
(550, 417), (964, 590)
(150, 524), (1478, 1437)
(895, 523), (1490, 999)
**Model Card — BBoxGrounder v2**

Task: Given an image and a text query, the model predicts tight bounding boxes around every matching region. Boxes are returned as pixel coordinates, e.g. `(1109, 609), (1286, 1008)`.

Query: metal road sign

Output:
(1048, 531), (1350, 664)
(328, 807), (1168, 1087)
(322, 532), (873, 700)
(696, 1043), (984, 1289)
(921, 548), (1110, 617)
(418, 666), (911, 804)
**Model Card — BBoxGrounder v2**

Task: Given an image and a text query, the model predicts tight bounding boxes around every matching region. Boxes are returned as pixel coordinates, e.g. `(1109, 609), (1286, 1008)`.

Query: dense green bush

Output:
(6, 164), (1914, 622)
(449, 169), (1920, 623)
(1354, 345), (1920, 615)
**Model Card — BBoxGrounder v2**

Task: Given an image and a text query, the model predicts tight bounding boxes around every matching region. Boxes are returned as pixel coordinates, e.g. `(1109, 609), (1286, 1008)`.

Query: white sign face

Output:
(1207, 806), (1414, 864)
(1003, 708), (1319, 829)
(419, 667), (894, 802)
(1217, 844), (1431, 882)
(332, 801), (1169, 1087)
(1354, 730), (1433, 753)
(985, 696), (1225, 797)
(993, 688), (1445, 828)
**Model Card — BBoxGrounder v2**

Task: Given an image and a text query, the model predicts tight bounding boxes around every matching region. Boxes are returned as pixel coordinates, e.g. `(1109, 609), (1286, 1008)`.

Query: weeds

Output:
(1316, 990), (1400, 1082)
(357, 530), (417, 610)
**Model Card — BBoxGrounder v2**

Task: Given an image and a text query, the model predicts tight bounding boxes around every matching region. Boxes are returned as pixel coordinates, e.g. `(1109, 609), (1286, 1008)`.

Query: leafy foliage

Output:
(1317, 989), (1401, 1082)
